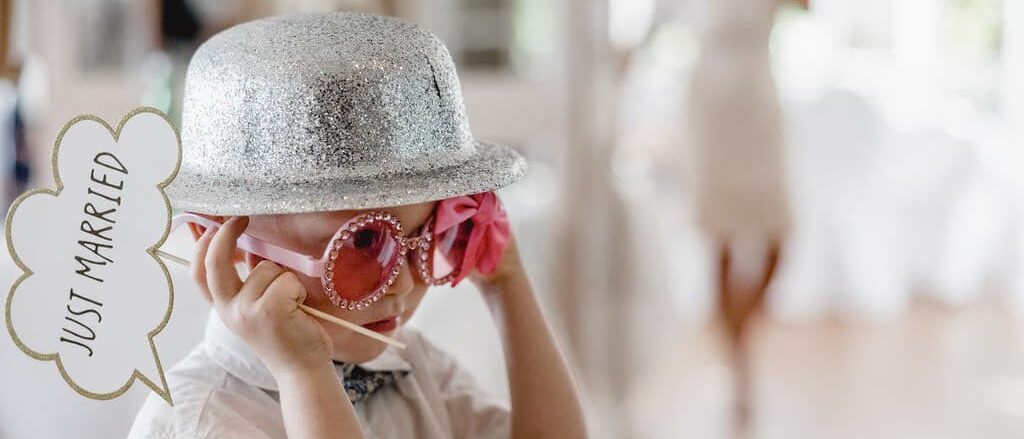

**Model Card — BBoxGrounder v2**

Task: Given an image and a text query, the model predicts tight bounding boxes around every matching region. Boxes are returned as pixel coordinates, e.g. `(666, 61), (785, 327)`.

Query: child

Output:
(128, 12), (586, 439)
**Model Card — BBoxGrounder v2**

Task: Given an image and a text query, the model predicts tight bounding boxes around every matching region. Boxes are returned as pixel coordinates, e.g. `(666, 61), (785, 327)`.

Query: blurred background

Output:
(3, 0), (1024, 438)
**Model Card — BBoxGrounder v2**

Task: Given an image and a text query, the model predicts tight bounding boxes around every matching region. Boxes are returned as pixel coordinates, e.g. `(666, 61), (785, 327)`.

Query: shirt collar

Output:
(202, 309), (412, 391)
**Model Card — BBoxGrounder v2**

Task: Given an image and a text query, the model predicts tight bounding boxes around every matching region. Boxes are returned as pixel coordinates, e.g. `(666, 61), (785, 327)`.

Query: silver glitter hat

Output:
(166, 12), (526, 215)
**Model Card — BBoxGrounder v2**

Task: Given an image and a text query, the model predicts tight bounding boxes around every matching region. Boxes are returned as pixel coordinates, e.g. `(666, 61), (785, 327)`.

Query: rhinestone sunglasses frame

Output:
(172, 209), (457, 310)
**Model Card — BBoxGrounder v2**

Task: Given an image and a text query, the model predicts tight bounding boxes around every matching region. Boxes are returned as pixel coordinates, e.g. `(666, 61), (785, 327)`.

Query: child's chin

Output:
(331, 337), (391, 364)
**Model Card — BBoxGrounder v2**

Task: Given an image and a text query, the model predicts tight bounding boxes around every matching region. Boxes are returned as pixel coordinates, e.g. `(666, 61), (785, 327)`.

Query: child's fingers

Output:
(191, 228), (216, 303)
(238, 260), (285, 304)
(259, 271), (308, 313)
(205, 216), (249, 305)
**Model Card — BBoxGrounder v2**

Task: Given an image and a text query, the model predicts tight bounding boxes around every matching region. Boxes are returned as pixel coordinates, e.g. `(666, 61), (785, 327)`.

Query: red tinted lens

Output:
(331, 222), (400, 300)
(431, 220), (473, 279)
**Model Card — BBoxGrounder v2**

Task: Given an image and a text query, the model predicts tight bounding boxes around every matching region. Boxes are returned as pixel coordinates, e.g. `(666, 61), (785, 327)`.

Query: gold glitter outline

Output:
(4, 107), (181, 405)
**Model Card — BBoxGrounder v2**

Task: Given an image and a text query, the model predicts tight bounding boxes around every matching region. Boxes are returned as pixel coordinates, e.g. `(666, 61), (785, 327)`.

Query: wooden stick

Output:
(297, 304), (404, 349)
(155, 248), (190, 267)
(156, 249), (406, 349)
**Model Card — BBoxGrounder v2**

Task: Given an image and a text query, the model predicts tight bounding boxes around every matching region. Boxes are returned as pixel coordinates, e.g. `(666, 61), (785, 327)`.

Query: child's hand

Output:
(194, 216), (334, 378)
(469, 232), (526, 290)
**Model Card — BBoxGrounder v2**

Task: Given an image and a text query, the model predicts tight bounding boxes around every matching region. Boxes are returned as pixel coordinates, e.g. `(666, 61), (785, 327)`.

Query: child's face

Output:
(241, 202), (436, 364)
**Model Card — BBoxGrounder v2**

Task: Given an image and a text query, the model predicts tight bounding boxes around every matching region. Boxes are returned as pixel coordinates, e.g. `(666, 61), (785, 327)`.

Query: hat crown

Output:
(181, 12), (473, 182)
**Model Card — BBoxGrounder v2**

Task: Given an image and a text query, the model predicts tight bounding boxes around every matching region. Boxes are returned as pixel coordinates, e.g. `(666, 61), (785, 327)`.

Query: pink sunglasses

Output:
(172, 192), (510, 310)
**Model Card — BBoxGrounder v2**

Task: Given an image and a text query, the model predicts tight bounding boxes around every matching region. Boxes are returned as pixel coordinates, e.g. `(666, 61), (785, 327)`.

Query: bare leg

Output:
(717, 237), (782, 427)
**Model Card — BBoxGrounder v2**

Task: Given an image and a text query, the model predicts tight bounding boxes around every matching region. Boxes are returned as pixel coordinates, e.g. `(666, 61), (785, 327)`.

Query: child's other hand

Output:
(469, 231), (526, 290)
(194, 216), (334, 378)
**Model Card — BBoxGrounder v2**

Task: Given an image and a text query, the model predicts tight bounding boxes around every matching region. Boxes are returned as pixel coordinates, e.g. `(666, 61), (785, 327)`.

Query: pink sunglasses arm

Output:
(170, 213), (326, 278)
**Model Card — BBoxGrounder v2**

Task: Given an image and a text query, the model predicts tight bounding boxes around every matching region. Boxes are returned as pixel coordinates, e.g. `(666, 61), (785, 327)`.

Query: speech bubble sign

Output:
(4, 107), (179, 405)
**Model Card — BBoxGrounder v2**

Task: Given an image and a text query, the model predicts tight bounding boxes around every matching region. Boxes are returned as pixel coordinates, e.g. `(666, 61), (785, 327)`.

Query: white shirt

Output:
(127, 312), (510, 439)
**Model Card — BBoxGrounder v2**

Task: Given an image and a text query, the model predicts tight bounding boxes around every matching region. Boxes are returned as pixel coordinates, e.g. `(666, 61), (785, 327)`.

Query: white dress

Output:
(687, 0), (791, 238)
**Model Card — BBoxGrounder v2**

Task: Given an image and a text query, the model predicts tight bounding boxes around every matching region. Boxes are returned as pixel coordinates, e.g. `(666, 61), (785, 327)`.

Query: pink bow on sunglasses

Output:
(432, 192), (510, 286)
(172, 192), (511, 310)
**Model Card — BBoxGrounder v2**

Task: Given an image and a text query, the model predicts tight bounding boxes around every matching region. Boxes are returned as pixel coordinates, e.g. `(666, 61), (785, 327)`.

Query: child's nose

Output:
(384, 261), (416, 299)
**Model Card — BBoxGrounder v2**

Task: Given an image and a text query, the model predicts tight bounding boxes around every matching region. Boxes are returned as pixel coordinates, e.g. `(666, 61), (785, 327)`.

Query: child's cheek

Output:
(400, 286), (429, 323)
(295, 273), (330, 306)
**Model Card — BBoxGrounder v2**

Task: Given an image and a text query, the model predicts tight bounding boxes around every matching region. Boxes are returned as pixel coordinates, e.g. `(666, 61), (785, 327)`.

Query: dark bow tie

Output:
(338, 363), (409, 403)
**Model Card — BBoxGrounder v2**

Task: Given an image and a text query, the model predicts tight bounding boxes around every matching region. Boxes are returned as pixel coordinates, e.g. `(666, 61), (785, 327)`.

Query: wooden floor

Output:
(624, 301), (1024, 439)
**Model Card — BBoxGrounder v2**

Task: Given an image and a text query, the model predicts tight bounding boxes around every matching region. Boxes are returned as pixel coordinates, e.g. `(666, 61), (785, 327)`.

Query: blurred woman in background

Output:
(688, 0), (806, 422)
